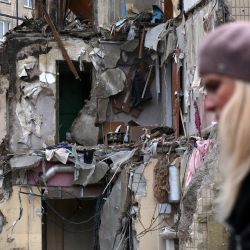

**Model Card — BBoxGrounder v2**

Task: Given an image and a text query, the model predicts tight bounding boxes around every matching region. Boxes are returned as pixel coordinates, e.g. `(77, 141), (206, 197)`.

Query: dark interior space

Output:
(42, 198), (97, 250)
(58, 61), (92, 142)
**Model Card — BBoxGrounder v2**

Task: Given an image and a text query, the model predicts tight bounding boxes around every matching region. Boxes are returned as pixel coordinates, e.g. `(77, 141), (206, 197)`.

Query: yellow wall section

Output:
(135, 159), (166, 250)
(0, 186), (42, 250)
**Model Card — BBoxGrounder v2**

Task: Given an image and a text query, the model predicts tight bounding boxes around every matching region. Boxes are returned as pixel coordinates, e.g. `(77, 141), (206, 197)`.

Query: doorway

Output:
(42, 198), (97, 250)
(58, 61), (92, 142)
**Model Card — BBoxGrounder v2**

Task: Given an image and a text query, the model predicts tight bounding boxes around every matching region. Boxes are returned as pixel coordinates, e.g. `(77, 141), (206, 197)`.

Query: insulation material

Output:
(160, 30), (177, 66)
(153, 158), (169, 203)
(15, 82), (54, 147)
(16, 99), (40, 146)
(45, 148), (71, 164)
(145, 23), (167, 51)
(39, 72), (56, 84)
(105, 148), (137, 172)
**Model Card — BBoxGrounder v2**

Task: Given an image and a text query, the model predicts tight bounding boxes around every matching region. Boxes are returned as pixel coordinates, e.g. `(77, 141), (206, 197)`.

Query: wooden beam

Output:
(40, 3), (81, 80)
(164, 0), (173, 21)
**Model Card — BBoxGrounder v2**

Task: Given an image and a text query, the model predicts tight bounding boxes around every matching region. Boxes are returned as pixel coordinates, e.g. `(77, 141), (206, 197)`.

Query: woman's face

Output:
(202, 74), (236, 120)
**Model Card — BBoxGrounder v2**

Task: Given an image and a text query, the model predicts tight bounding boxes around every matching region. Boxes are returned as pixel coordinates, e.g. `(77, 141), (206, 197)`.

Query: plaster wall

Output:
(0, 186), (42, 250)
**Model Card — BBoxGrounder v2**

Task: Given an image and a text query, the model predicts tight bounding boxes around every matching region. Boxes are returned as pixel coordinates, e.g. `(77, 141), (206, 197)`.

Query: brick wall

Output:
(0, 0), (33, 29)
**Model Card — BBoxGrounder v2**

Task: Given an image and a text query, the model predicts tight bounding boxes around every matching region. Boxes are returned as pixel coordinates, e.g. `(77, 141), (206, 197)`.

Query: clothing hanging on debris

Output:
(185, 139), (213, 188)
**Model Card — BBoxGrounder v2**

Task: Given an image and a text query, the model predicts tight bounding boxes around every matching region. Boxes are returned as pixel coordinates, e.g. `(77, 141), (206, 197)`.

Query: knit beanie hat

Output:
(199, 22), (250, 82)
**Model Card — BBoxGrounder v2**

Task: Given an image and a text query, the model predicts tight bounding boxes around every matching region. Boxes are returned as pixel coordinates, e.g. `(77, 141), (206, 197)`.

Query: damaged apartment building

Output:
(0, 0), (245, 250)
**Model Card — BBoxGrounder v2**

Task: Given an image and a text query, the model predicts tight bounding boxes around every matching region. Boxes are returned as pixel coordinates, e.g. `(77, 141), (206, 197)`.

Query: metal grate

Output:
(229, 0), (250, 21)
(180, 185), (213, 250)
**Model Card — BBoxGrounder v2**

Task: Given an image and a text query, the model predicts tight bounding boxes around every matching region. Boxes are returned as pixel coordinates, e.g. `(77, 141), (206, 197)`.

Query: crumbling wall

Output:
(7, 37), (99, 152)
(134, 159), (166, 250)
(176, 1), (221, 136)
(0, 75), (9, 142)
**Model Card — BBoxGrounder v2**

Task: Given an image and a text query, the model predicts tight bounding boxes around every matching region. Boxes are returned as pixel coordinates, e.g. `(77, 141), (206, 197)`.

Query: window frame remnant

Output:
(0, 20), (9, 41)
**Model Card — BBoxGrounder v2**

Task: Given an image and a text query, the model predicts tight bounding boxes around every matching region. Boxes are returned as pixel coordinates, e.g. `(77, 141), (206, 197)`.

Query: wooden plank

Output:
(164, 0), (174, 21)
(40, 3), (81, 80)
(172, 61), (181, 138)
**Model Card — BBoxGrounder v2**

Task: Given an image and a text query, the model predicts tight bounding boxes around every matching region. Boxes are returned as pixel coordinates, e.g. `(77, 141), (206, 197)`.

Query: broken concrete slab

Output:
(97, 98), (109, 124)
(103, 46), (121, 69)
(99, 169), (129, 250)
(89, 47), (105, 71)
(108, 148), (137, 172)
(74, 161), (109, 186)
(10, 155), (43, 169)
(70, 100), (99, 146)
(120, 39), (139, 52)
(95, 68), (126, 98)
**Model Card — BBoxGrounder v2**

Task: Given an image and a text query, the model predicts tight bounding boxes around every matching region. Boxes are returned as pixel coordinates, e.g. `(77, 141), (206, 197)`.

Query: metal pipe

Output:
(16, 0), (18, 26)
(168, 164), (181, 203)
(42, 165), (75, 181)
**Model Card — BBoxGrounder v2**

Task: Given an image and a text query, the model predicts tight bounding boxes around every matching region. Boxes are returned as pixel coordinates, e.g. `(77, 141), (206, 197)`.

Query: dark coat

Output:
(227, 172), (250, 250)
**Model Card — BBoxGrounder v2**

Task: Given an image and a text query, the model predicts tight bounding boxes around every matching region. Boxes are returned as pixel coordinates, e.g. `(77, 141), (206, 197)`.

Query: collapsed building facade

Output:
(0, 0), (246, 250)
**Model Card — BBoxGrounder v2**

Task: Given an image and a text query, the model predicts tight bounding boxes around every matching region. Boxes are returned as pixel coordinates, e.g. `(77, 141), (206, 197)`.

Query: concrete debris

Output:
(70, 100), (99, 146)
(74, 161), (109, 186)
(96, 98), (109, 124)
(10, 155), (43, 169)
(21, 81), (54, 105)
(95, 68), (126, 98)
(89, 47), (105, 71)
(99, 169), (129, 250)
(106, 148), (137, 172)
(103, 46), (121, 69)
(17, 56), (38, 80)
(161, 29), (177, 66)
(120, 39), (139, 52)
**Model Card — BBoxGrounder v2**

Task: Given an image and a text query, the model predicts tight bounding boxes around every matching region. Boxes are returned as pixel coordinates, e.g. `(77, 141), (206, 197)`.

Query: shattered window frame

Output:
(24, 0), (33, 9)
(0, 20), (9, 41)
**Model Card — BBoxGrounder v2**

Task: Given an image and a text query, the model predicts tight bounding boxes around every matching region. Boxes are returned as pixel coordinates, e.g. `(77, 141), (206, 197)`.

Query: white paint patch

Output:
(40, 72), (56, 84)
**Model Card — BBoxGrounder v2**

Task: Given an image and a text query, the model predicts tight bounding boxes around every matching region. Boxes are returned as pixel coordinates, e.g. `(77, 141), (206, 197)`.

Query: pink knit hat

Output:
(199, 22), (250, 82)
